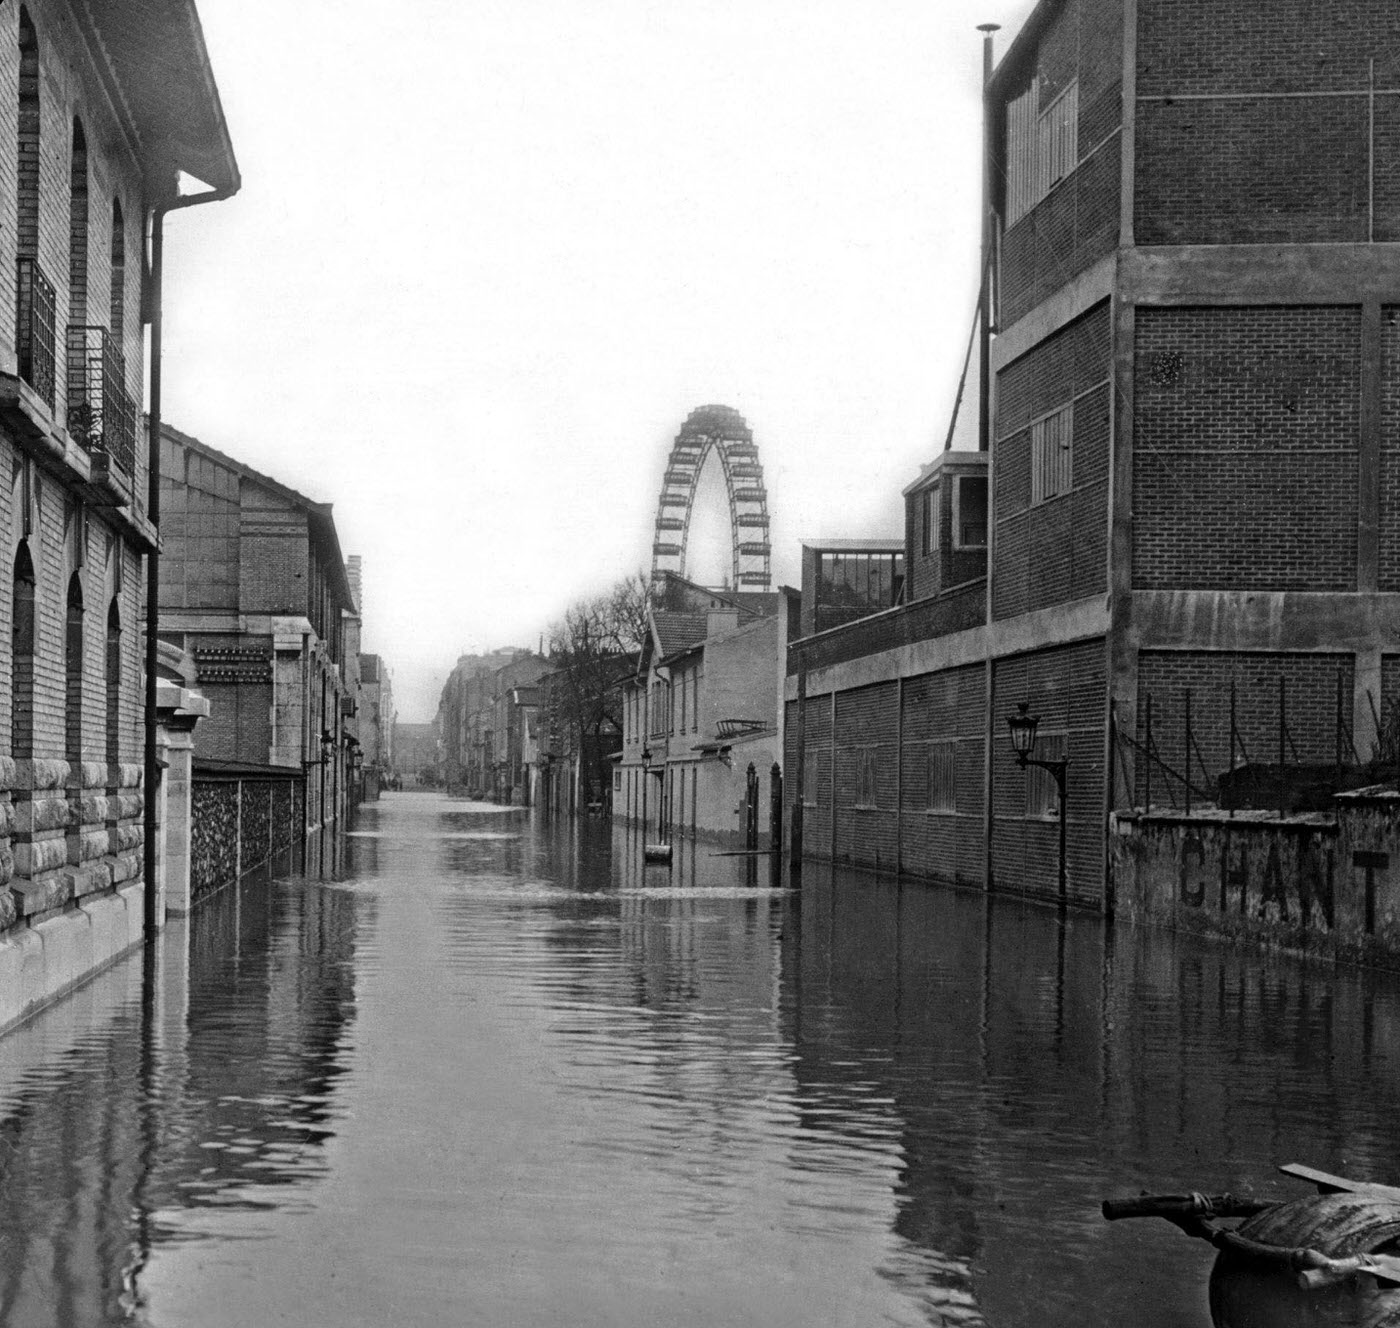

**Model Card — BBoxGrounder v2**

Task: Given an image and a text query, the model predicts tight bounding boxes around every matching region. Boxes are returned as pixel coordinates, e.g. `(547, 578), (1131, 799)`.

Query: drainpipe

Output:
(144, 186), (236, 940)
(977, 23), (999, 454)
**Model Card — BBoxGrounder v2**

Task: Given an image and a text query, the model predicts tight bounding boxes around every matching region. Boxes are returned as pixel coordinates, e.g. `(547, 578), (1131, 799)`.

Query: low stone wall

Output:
(191, 775), (303, 900)
(0, 759), (147, 1034)
(1111, 789), (1400, 967)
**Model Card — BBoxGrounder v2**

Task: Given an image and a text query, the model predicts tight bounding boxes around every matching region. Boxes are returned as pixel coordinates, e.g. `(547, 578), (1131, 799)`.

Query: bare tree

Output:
(545, 572), (649, 804)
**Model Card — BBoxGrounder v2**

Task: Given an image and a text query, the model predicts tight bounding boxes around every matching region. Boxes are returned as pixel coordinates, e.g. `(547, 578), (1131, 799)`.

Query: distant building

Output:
(358, 654), (395, 795)
(393, 722), (438, 787)
(157, 425), (358, 885)
(786, 0), (1400, 909)
(0, 0), (236, 1030)
(618, 575), (796, 845)
(436, 649), (548, 801)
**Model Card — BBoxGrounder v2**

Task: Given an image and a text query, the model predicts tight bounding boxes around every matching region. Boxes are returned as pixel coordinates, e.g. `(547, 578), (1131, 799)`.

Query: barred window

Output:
(855, 749), (879, 809)
(927, 742), (956, 812)
(1025, 733), (1067, 816)
(1006, 79), (1079, 226)
(1031, 406), (1073, 504)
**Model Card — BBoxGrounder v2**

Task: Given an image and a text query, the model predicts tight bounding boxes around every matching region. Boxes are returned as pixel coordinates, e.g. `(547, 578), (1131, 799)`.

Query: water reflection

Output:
(3, 794), (1400, 1325)
(0, 859), (363, 1327)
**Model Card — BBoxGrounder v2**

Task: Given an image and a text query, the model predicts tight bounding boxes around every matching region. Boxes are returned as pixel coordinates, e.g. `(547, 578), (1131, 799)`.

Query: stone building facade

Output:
(619, 577), (795, 846)
(787, 0), (1400, 910)
(157, 425), (358, 895)
(0, 0), (236, 1030)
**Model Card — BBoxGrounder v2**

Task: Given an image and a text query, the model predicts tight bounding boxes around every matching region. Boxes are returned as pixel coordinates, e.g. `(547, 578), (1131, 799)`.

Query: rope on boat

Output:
(1103, 1192), (1399, 1291)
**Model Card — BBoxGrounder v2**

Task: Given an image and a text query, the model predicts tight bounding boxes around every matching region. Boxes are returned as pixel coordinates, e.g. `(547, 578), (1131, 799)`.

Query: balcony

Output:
(66, 325), (136, 506)
(16, 256), (55, 411)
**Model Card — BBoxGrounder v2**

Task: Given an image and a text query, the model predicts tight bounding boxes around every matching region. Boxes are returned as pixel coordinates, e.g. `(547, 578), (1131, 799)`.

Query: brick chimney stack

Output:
(347, 555), (363, 616)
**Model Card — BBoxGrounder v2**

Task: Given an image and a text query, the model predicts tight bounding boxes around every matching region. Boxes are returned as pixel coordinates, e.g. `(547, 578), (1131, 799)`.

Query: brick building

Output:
(787, 0), (1400, 909)
(157, 425), (358, 889)
(0, 0), (236, 1028)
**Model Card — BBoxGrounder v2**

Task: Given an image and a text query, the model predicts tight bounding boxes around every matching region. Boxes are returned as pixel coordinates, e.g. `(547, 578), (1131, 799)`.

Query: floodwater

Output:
(0, 792), (1398, 1326)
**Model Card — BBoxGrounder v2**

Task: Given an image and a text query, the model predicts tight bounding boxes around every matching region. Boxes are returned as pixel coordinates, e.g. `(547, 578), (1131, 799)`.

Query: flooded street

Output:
(1, 791), (1399, 1326)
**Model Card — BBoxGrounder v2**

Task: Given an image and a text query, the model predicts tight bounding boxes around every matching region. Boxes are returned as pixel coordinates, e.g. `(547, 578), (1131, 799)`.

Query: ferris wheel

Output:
(650, 405), (772, 592)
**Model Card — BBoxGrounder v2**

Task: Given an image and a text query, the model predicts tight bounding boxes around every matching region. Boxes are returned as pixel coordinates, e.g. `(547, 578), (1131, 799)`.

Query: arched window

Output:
(12, 542), (36, 760)
(109, 198), (125, 343)
(65, 572), (83, 769)
(69, 118), (87, 323)
(16, 8), (38, 261)
(105, 599), (120, 765)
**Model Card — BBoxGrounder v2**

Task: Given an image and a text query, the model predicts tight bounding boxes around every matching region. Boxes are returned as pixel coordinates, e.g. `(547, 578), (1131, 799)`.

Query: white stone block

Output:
(17, 927), (46, 1019)
(0, 938), (23, 1032)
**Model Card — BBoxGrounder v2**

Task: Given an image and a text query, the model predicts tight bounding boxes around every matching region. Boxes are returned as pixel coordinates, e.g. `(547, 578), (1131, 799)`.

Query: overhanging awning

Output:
(83, 0), (240, 195)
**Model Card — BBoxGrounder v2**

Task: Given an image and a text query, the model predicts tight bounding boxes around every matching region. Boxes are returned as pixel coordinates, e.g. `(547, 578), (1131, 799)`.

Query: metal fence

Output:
(1111, 668), (1377, 819)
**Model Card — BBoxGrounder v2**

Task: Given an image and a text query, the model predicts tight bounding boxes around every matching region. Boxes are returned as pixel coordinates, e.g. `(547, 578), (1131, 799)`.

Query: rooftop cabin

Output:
(798, 539), (905, 640)
(787, 454), (991, 677)
(902, 451), (988, 605)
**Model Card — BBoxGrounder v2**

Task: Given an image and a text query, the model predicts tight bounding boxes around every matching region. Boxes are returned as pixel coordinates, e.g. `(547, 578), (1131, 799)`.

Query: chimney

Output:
(347, 555), (363, 615)
(706, 608), (739, 638)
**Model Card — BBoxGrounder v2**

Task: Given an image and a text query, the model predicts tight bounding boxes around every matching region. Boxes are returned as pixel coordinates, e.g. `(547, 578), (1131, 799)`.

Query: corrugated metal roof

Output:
(81, 0), (239, 195)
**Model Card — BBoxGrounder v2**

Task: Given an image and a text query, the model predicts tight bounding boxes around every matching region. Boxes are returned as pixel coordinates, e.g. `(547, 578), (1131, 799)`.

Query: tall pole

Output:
(142, 210), (165, 938)
(977, 23), (1000, 454)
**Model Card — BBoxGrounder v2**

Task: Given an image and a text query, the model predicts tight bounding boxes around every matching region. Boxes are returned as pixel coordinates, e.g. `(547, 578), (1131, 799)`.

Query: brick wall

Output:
(1135, 650), (1357, 805)
(906, 478), (987, 604)
(994, 304), (1110, 620)
(833, 681), (898, 870)
(785, 692), (833, 859)
(996, 0), (1122, 328)
(1136, 0), (1400, 245)
(159, 438), (241, 612)
(991, 638), (1107, 907)
(789, 579), (985, 675)
(899, 663), (986, 888)
(0, 463), (142, 766)
(1133, 307), (1359, 591)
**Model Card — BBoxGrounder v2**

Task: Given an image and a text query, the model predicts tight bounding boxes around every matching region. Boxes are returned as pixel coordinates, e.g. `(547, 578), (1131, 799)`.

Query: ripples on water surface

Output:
(0, 791), (1397, 1325)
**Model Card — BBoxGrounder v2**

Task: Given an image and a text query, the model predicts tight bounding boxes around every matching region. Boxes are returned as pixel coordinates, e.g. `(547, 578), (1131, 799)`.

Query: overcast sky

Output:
(161, 0), (1038, 721)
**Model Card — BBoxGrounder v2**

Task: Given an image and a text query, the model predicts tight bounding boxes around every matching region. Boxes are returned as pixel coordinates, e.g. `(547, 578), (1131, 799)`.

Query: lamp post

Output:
(1006, 701), (1069, 909)
(640, 746), (651, 838)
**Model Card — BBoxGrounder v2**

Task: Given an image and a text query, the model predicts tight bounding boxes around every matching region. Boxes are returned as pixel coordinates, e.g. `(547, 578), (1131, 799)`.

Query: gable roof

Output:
(161, 422), (355, 611)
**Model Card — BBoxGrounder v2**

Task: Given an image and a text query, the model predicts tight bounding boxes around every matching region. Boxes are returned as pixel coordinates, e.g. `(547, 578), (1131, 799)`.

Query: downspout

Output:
(143, 185), (236, 940)
(977, 23), (999, 454)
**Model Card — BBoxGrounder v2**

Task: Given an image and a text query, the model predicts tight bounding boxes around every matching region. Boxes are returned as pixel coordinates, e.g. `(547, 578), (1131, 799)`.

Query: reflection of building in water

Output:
(0, 876), (362, 1325)
(777, 870), (1400, 1326)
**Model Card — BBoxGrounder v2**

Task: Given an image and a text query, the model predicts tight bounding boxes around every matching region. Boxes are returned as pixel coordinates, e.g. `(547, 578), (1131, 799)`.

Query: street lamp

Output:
(1006, 701), (1069, 909)
(640, 746), (651, 836)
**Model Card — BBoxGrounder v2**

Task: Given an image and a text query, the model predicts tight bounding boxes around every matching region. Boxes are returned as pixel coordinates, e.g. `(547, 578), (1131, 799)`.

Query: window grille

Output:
(1031, 406), (1073, 504)
(1006, 79), (1079, 226)
(855, 749), (878, 809)
(928, 742), (956, 812)
(1025, 733), (1066, 816)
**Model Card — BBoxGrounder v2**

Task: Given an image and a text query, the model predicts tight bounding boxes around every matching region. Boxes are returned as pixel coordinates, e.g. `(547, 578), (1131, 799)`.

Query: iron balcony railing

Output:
(16, 256), (55, 410)
(66, 325), (136, 474)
